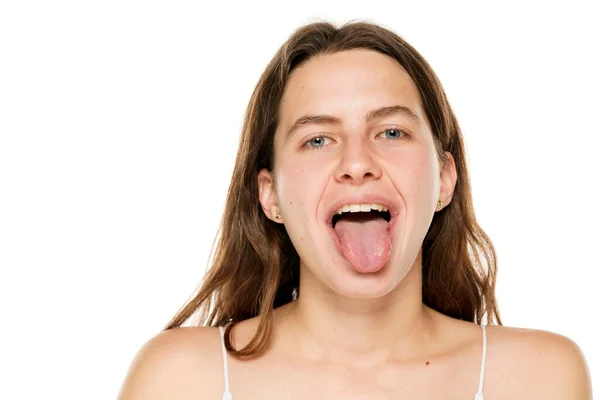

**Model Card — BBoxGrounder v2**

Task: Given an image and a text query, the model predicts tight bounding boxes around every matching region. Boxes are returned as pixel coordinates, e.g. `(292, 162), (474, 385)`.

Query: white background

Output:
(1, 1), (598, 398)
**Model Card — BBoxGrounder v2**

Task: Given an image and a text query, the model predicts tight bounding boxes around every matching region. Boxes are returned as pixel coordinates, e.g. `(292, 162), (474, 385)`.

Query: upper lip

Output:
(324, 193), (399, 227)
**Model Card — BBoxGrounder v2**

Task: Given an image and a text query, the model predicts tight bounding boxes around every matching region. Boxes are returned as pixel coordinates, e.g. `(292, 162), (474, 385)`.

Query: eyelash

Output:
(303, 127), (409, 150)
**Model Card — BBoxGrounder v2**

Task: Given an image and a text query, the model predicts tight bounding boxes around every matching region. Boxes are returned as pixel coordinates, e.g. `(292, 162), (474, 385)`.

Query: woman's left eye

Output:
(378, 128), (406, 140)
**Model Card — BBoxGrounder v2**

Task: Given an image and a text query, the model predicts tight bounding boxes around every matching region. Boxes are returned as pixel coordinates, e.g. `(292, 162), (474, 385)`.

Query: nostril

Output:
(340, 171), (376, 181)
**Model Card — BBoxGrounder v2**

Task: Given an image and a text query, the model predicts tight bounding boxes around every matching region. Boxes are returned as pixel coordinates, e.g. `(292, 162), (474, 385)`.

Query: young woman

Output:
(118, 20), (592, 399)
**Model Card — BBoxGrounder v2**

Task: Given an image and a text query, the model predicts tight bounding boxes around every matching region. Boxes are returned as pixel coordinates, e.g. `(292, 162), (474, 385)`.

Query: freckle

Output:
(425, 361), (430, 366)
(290, 201), (292, 205)
(301, 236), (304, 240)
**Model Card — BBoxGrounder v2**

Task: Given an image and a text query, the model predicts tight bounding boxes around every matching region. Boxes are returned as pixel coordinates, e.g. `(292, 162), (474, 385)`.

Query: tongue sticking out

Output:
(333, 212), (391, 273)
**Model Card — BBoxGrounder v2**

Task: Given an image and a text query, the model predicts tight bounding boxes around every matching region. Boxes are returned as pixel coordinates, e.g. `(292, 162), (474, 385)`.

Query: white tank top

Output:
(218, 324), (488, 400)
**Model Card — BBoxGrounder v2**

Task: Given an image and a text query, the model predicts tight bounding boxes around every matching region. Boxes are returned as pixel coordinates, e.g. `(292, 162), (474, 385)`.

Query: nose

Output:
(333, 138), (382, 184)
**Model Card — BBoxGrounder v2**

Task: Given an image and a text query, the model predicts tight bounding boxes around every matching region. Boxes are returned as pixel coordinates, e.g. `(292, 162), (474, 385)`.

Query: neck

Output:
(284, 254), (437, 368)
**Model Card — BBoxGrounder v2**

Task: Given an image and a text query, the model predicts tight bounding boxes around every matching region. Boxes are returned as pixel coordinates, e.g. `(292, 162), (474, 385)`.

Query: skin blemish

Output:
(425, 361), (430, 366)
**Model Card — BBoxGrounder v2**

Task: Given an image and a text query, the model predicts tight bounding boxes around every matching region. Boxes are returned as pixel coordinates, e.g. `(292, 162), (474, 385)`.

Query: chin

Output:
(324, 258), (408, 300)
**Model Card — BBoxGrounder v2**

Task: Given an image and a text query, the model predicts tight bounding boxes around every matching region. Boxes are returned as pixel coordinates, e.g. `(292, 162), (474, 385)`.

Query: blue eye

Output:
(380, 128), (405, 140)
(306, 136), (330, 149)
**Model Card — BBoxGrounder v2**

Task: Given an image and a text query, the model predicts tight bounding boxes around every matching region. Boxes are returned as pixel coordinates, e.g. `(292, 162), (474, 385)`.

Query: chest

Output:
(227, 358), (483, 400)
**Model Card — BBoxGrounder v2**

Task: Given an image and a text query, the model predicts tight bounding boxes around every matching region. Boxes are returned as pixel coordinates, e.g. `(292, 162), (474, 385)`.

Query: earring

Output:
(292, 287), (298, 301)
(437, 200), (444, 209)
(275, 209), (282, 220)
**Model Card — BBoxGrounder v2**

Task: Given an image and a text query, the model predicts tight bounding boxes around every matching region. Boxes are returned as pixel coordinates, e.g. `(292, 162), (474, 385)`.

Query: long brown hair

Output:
(165, 19), (502, 357)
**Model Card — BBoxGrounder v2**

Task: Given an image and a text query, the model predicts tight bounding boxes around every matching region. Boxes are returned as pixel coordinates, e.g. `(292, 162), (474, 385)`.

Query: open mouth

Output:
(326, 203), (398, 273)
(331, 209), (391, 229)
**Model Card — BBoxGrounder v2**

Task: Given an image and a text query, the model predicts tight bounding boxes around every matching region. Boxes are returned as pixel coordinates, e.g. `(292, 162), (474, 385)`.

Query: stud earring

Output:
(437, 200), (444, 209)
(275, 209), (282, 220)
(292, 287), (298, 301)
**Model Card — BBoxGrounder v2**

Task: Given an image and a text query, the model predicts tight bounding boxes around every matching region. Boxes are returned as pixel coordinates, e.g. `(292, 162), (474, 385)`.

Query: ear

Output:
(257, 168), (283, 223)
(438, 151), (458, 209)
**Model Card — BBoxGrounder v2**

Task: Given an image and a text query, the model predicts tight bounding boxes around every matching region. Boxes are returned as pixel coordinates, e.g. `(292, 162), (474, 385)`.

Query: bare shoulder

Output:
(117, 326), (225, 400)
(486, 325), (592, 399)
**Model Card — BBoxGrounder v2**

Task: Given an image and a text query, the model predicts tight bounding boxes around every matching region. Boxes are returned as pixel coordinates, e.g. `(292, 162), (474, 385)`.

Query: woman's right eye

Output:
(305, 135), (331, 149)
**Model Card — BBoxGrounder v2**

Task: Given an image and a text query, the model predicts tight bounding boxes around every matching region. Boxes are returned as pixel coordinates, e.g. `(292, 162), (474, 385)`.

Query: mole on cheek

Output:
(425, 361), (430, 366)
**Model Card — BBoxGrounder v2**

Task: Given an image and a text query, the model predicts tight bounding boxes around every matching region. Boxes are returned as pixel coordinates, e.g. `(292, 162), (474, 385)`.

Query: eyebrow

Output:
(285, 105), (421, 140)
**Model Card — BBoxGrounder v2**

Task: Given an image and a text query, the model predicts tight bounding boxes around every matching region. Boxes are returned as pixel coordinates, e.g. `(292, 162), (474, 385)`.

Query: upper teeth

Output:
(335, 203), (389, 215)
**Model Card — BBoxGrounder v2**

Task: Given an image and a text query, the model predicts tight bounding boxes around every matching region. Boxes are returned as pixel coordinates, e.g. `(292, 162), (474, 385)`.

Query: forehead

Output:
(278, 49), (424, 127)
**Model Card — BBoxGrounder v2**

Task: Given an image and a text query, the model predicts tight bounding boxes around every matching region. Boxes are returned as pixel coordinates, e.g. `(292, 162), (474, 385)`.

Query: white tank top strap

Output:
(218, 326), (233, 400)
(474, 324), (487, 400)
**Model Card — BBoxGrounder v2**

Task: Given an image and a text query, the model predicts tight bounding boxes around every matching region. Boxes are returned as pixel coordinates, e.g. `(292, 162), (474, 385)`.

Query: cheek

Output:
(273, 164), (323, 254)
(277, 169), (303, 213)
(413, 153), (437, 194)
(275, 157), (332, 241)
(277, 152), (330, 199)
(387, 148), (439, 204)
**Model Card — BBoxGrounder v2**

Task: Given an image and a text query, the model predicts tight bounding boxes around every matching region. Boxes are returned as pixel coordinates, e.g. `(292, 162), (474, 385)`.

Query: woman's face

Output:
(258, 49), (456, 298)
